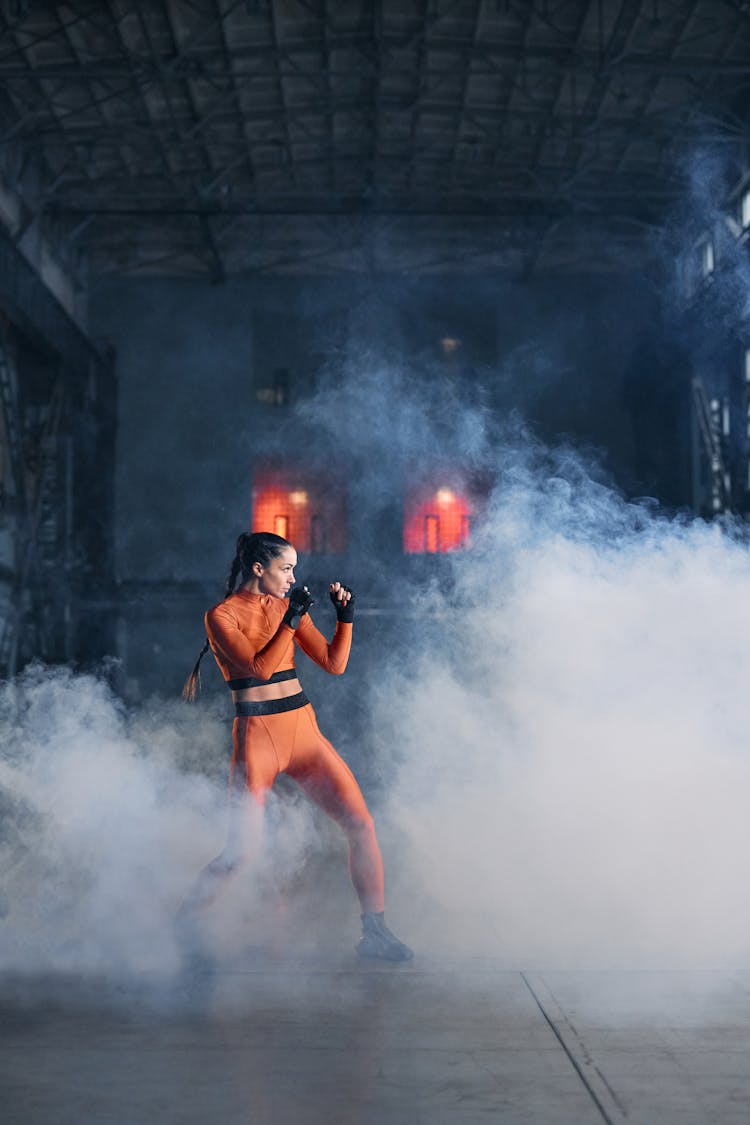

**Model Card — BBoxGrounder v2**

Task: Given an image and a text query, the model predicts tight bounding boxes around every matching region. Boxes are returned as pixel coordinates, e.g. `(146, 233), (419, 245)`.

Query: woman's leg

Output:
(288, 707), (412, 959)
(182, 716), (279, 911)
(287, 707), (385, 913)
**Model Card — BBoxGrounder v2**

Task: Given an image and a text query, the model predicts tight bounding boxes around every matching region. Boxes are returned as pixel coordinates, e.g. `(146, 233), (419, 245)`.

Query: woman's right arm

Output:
(205, 604), (295, 681)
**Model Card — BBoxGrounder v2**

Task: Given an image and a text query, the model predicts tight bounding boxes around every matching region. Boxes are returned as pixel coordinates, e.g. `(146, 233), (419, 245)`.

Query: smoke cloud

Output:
(380, 458), (750, 967)
(0, 664), (333, 979)
(291, 350), (750, 969)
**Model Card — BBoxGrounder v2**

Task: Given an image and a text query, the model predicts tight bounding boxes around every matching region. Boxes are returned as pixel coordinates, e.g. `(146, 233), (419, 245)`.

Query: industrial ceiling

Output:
(0, 0), (748, 278)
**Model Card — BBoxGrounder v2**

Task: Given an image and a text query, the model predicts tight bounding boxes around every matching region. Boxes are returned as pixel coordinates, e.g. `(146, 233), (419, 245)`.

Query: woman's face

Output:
(256, 546), (297, 598)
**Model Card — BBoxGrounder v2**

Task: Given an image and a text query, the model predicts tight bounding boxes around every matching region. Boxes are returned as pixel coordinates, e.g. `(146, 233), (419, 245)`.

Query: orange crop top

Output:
(205, 587), (353, 684)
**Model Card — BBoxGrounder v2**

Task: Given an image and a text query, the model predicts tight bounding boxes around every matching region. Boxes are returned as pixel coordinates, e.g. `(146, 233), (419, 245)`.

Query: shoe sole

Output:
(356, 945), (415, 963)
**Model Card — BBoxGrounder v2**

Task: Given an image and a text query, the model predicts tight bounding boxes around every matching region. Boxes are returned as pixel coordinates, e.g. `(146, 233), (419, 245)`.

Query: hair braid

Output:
(181, 638), (210, 703)
(224, 552), (243, 598)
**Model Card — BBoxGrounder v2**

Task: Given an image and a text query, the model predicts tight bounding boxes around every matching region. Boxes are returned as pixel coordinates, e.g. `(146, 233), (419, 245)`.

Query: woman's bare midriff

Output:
(231, 677), (302, 704)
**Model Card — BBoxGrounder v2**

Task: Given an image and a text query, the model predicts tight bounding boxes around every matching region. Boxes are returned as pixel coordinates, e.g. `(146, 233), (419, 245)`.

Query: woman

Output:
(182, 530), (412, 962)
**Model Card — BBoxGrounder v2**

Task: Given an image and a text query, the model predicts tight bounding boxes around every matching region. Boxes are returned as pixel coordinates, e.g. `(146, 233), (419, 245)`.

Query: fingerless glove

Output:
(283, 586), (314, 629)
(330, 584), (355, 624)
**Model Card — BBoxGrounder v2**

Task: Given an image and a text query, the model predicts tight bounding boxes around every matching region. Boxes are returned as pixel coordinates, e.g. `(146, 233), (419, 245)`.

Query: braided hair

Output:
(182, 531), (292, 702)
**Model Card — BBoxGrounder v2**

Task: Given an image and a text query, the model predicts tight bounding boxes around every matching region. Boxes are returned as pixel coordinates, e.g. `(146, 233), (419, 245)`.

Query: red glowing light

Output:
(252, 464), (346, 553)
(403, 483), (474, 553)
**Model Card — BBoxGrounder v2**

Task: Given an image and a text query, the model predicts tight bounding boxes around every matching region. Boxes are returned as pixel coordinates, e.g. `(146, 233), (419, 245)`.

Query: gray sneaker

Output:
(357, 912), (414, 962)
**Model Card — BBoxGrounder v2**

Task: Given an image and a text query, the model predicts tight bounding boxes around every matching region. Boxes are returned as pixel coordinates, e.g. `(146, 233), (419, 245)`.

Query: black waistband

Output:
(227, 668), (299, 690)
(235, 692), (309, 717)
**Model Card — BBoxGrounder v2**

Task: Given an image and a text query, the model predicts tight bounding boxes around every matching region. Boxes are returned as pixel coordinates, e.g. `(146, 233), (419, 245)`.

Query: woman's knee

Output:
(344, 807), (377, 843)
(229, 781), (268, 810)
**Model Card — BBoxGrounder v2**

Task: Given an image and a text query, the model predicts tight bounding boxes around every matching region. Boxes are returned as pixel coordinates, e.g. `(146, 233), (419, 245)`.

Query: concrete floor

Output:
(2, 962), (750, 1124)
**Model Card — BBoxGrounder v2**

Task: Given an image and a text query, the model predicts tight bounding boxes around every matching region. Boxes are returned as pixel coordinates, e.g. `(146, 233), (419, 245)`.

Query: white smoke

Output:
(0, 664), (333, 978)
(378, 455), (750, 967)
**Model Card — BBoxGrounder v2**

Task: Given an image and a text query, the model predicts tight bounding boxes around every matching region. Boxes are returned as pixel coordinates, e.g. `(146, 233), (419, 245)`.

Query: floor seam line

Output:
(520, 971), (624, 1125)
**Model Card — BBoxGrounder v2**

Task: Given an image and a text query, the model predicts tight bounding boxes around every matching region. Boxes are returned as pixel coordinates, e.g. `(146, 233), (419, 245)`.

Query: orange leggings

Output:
(230, 703), (385, 913)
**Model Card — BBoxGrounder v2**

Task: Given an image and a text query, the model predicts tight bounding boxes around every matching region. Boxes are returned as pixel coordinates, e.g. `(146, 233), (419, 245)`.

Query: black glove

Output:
(330, 584), (355, 623)
(283, 585), (314, 629)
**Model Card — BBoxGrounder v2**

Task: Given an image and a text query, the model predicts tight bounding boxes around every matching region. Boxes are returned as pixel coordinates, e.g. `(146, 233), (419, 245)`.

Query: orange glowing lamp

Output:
(252, 466), (346, 554)
(403, 484), (473, 553)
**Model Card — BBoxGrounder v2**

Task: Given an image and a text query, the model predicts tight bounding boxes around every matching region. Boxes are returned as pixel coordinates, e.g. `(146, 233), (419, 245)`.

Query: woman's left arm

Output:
(294, 615), (353, 674)
(294, 582), (355, 674)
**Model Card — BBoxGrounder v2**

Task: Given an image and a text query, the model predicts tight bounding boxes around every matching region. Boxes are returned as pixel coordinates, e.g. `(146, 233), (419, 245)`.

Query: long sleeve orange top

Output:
(205, 587), (353, 684)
